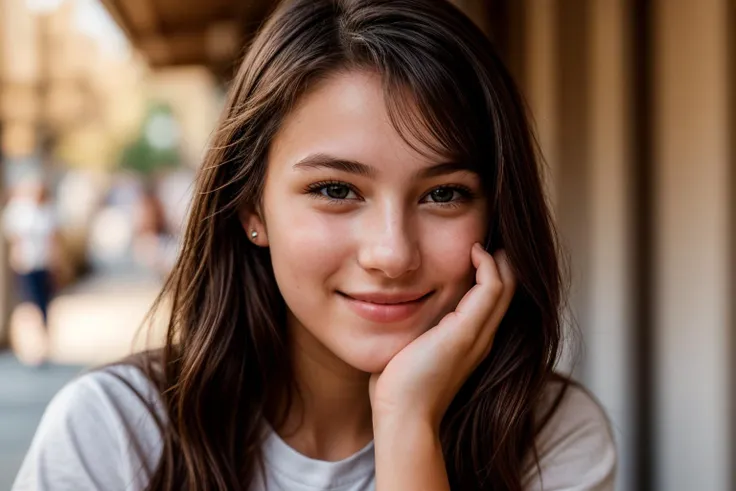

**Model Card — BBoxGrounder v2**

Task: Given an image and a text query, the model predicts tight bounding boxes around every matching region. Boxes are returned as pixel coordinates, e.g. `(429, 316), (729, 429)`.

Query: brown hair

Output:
(136, 0), (567, 489)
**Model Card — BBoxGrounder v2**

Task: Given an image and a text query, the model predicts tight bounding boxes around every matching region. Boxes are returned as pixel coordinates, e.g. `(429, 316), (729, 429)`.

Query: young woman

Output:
(13, 0), (616, 489)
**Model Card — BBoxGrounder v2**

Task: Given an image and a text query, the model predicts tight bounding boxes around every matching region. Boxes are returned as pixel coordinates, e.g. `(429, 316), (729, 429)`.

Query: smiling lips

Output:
(339, 290), (433, 323)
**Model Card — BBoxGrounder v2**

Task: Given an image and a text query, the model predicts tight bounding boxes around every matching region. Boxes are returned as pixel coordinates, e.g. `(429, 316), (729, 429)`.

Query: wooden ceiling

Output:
(99, 0), (275, 79)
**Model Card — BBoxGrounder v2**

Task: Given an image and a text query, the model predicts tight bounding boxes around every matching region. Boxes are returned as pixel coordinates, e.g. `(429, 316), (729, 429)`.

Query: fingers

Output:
(448, 243), (516, 361)
(490, 248), (517, 320)
(453, 243), (503, 321)
(478, 248), (516, 357)
(499, 250), (517, 295)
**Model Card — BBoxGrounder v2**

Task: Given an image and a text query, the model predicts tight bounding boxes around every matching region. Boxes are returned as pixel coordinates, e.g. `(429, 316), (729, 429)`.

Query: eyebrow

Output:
(293, 153), (476, 179)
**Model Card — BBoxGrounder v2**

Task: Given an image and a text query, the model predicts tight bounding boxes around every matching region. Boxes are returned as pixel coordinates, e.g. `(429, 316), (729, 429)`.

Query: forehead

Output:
(267, 70), (444, 176)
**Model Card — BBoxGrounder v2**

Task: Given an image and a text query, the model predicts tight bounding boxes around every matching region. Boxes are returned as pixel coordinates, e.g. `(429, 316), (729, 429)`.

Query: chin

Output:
(349, 356), (393, 375)
(338, 337), (413, 374)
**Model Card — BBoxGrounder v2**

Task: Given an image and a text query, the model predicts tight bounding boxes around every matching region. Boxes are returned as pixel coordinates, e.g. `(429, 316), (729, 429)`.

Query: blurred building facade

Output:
(0, 0), (145, 169)
(0, 0), (223, 361)
(1, 0), (734, 490)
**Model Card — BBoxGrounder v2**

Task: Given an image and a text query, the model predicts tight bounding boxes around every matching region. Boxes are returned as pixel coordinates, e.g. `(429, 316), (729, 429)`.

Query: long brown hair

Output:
(136, 0), (566, 489)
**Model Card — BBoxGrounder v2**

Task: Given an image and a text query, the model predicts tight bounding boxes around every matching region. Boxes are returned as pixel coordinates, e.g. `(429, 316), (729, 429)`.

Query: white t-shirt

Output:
(2, 198), (57, 274)
(11, 365), (616, 491)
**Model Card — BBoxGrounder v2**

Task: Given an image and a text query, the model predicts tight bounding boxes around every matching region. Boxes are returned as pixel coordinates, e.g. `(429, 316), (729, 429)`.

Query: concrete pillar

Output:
(523, 0), (558, 210)
(653, 0), (732, 489)
(586, 1), (634, 490)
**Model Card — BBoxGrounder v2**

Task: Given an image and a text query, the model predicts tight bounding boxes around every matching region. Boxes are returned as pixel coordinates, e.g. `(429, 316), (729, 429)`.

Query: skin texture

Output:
(243, 70), (515, 473)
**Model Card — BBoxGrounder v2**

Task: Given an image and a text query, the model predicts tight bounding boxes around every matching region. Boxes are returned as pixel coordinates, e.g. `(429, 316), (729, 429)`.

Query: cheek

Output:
(265, 200), (350, 294)
(421, 215), (486, 300)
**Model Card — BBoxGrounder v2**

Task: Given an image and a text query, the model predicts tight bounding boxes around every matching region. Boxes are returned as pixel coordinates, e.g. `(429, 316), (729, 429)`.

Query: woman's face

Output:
(247, 70), (488, 374)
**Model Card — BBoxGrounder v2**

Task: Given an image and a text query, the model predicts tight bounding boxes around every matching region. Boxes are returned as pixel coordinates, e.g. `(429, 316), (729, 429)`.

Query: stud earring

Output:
(250, 230), (258, 239)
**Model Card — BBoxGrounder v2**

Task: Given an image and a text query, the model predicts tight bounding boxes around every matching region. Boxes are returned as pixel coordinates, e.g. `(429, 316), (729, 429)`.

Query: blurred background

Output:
(0, 0), (732, 490)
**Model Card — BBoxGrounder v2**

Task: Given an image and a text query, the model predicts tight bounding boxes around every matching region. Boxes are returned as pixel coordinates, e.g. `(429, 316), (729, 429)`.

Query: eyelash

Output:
(304, 180), (476, 208)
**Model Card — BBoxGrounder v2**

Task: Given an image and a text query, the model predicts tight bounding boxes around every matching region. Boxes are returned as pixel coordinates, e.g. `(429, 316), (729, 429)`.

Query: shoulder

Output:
(522, 378), (617, 491)
(37, 363), (163, 434)
(12, 364), (164, 491)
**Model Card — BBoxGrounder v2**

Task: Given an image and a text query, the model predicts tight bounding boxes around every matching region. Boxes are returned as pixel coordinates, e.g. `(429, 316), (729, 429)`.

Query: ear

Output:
(239, 206), (269, 247)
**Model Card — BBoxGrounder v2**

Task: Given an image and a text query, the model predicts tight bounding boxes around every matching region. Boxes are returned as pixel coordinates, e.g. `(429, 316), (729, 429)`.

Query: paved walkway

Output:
(0, 351), (84, 488)
(45, 271), (165, 365)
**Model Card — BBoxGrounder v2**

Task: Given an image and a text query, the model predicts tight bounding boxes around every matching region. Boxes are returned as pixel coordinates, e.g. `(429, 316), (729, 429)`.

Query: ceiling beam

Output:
(115, 0), (160, 35)
(139, 21), (241, 65)
(98, 0), (274, 79)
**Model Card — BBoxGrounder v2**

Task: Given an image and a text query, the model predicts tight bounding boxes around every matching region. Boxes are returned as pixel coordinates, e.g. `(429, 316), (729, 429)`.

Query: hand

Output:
(369, 243), (516, 431)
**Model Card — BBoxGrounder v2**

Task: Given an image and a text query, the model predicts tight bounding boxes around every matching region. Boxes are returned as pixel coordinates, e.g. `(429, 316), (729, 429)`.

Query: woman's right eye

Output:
(306, 182), (360, 201)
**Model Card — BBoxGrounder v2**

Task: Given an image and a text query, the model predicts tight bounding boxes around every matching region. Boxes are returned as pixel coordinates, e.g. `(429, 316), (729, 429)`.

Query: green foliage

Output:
(119, 102), (181, 176)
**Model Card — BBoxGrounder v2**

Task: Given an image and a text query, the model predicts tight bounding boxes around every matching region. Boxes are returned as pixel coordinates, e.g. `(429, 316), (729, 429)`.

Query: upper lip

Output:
(340, 291), (432, 304)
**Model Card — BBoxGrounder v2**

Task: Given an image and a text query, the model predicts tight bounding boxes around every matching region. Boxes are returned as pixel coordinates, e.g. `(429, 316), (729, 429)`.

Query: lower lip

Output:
(339, 292), (432, 323)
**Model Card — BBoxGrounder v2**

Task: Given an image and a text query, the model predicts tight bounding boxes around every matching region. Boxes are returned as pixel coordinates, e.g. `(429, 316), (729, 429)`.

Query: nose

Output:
(357, 205), (421, 279)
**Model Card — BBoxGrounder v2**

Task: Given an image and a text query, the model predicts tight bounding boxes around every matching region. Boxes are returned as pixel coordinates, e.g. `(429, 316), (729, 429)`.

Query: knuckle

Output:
(455, 328), (478, 352)
(488, 279), (504, 299)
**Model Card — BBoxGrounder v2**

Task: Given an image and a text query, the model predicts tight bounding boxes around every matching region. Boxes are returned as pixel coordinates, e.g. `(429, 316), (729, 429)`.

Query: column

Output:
(653, 0), (732, 489)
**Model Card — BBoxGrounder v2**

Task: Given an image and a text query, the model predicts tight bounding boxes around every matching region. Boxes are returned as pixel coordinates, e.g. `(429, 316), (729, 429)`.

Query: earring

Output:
(250, 230), (258, 239)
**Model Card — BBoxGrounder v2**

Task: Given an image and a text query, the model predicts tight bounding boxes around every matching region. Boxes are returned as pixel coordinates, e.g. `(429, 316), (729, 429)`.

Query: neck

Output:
(270, 312), (374, 461)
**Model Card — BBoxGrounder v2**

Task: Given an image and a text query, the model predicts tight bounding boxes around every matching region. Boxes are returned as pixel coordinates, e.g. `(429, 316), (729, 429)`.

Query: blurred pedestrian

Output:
(131, 185), (175, 276)
(2, 177), (60, 365)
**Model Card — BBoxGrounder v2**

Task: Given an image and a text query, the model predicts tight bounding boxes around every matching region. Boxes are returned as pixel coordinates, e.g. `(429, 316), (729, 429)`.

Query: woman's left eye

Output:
(422, 186), (471, 204)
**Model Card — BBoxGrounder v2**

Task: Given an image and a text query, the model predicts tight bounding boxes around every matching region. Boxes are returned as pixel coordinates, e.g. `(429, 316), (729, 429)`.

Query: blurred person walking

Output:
(2, 177), (60, 366)
(132, 186), (176, 276)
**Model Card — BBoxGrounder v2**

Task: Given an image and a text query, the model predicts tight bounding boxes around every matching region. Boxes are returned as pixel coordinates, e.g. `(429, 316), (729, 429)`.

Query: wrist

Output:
(373, 415), (449, 491)
(373, 412), (439, 443)
(373, 406), (442, 434)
